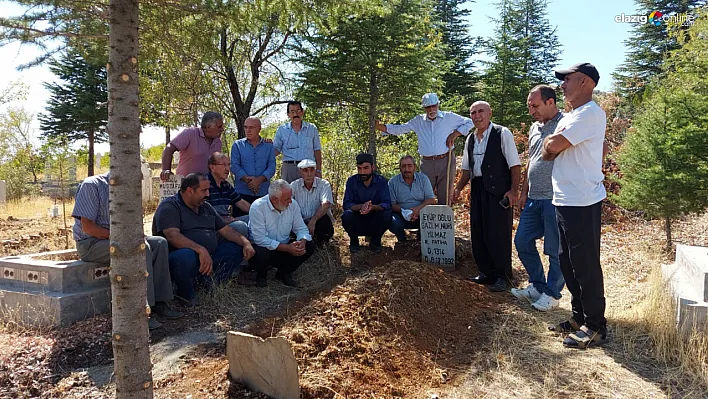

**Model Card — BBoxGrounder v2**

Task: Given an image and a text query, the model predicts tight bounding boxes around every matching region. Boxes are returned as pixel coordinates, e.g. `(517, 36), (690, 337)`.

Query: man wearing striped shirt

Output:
(205, 152), (250, 236)
(290, 159), (335, 245)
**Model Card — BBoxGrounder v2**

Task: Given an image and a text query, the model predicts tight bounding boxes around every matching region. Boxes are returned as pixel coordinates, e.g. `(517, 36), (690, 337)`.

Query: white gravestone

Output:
(159, 174), (182, 203)
(420, 205), (455, 269)
(0, 180), (6, 205)
(141, 162), (153, 202)
(94, 154), (102, 171)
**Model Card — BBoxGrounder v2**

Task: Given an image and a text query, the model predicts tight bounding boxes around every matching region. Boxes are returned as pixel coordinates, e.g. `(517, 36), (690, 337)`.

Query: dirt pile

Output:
(278, 260), (497, 398)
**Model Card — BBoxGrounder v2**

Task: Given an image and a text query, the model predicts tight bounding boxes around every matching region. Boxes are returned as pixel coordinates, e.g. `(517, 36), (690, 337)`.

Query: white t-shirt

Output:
(551, 101), (607, 207)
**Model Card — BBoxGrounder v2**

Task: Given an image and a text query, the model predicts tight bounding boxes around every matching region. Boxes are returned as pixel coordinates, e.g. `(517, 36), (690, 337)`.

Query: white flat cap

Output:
(297, 159), (317, 169)
(421, 93), (439, 107)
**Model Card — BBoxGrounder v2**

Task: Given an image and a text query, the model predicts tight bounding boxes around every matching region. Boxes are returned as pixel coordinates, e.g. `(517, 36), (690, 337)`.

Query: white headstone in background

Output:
(159, 174), (182, 203)
(420, 205), (455, 270)
(67, 156), (77, 182)
(141, 162), (153, 202)
(0, 180), (6, 205)
(95, 154), (102, 170)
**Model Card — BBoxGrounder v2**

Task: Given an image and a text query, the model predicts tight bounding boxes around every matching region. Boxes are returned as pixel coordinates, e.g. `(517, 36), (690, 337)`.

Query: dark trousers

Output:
(305, 216), (334, 245)
(232, 193), (263, 217)
(168, 240), (243, 300)
(470, 177), (512, 281)
(249, 240), (316, 279)
(341, 209), (392, 246)
(390, 212), (420, 242)
(556, 201), (606, 332)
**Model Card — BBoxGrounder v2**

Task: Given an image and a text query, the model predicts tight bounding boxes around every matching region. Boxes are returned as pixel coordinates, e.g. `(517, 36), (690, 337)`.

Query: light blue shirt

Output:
(248, 195), (312, 250)
(273, 121), (322, 161)
(388, 172), (435, 210)
(384, 111), (473, 157)
(230, 137), (276, 196)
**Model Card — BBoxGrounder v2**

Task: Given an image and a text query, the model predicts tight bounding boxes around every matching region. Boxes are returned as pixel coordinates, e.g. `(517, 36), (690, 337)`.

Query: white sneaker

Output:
(510, 285), (542, 302)
(532, 293), (560, 312)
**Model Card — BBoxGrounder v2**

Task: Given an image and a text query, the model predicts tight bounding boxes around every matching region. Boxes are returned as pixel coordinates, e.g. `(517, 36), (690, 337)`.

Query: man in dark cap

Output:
(542, 62), (609, 349)
(341, 153), (392, 253)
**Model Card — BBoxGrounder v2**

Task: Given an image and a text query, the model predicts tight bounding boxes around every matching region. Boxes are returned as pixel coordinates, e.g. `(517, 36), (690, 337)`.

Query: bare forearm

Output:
(455, 170), (471, 192)
(81, 218), (110, 240)
(219, 226), (251, 247)
(510, 165), (521, 193)
(315, 150), (322, 171)
(164, 231), (207, 253)
(391, 203), (402, 213)
(521, 166), (529, 197)
(161, 145), (177, 171)
(310, 203), (331, 223)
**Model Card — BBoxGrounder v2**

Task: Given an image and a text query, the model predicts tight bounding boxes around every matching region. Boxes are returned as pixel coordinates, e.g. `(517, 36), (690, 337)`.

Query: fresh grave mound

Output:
(279, 260), (498, 398)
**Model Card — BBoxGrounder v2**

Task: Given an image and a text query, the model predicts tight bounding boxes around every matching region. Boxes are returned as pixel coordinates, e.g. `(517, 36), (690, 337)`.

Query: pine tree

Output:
(478, 0), (561, 130)
(39, 50), (108, 177)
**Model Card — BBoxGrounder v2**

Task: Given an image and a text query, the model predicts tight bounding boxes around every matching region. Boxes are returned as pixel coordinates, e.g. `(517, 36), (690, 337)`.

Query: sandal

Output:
(563, 325), (609, 349)
(548, 318), (581, 334)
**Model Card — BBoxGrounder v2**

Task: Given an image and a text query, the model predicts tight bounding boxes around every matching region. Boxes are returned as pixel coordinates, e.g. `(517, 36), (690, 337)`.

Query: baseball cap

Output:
(554, 63), (600, 85)
(297, 159), (317, 169)
(421, 93), (439, 107)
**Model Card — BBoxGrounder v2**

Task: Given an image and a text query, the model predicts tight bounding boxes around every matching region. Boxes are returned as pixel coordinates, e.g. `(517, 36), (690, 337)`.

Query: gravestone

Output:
(159, 174), (182, 203)
(662, 244), (708, 332)
(420, 205), (455, 270)
(0, 180), (5, 205)
(95, 154), (102, 171)
(141, 162), (153, 202)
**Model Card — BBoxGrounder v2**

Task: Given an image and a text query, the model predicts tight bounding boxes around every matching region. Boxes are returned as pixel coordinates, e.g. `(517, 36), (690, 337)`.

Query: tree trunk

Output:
(88, 128), (95, 177)
(165, 124), (170, 146)
(665, 216), (672, 251)
(108, 0), (153, 397)
(367, 69), (379, 159)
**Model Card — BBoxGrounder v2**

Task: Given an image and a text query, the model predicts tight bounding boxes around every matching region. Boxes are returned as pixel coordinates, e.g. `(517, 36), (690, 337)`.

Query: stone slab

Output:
(0, 180), (6, 204)
(662, 251), (708, 332)
(419, 205), (455, 270)
(674, 244), (708, 302)
(159, 174), (182, 203)
(227, 331), (299, 399)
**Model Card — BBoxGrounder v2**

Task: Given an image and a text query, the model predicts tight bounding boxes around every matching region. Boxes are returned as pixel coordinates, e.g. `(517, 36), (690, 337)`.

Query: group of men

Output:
(72, 63), (608, 349)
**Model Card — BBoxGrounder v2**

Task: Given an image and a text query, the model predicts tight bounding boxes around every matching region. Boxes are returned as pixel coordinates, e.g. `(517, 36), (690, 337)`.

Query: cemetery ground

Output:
(1, 197), (707, 398)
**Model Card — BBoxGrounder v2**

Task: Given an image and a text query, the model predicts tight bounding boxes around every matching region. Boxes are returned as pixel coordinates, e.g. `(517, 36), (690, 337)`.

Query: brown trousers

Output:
(420, 155), (456, 205)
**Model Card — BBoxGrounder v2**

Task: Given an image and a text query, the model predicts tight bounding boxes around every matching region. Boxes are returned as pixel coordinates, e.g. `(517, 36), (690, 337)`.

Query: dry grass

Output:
(0, 197), (74, 220)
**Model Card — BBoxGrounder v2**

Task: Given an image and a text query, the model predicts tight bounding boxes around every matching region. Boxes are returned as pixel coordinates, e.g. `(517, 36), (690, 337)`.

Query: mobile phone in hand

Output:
(499, 196), (510, 209)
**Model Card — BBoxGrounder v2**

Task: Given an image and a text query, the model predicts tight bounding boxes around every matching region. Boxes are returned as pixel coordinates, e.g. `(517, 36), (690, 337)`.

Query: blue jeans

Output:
(168, 240), (243, 300)
(514, 198), (564, 299)
(389, 212), (420, 242)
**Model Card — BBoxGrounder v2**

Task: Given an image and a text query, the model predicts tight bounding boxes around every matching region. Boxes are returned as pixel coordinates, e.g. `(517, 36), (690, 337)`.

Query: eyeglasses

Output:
(213, 163), (229, 166)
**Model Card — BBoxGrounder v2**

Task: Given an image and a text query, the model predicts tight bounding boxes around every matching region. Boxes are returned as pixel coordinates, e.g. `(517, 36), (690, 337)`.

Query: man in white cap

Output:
(375, 93), (473, 205)
(290, 159), (335, 245)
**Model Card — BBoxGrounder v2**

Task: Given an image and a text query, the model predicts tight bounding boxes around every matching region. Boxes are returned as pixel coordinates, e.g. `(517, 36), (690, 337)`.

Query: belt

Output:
(282, 160), (302, 164)
(422, 153), (449, 161)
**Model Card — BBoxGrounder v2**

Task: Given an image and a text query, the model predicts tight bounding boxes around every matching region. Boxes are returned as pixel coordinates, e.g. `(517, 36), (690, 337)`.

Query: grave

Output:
(159, 174), (182, 203)
(0, 180), (5, 205)
(419, 205), (455, 270)
(662, 244), (708, 332)
(0, 249), (110, 327)
(141, 162), (153, 202)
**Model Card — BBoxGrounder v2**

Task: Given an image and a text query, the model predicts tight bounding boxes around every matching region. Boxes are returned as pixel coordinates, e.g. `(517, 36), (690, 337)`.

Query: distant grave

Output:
(662, 244), (708, 331)
(419, 205), (455, 270)
(0, 180), (5, 205)
(159, 174), (182, 203)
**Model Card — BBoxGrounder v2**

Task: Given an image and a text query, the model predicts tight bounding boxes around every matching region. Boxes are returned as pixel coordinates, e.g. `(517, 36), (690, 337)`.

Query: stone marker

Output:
(226, 331), (299, 399)
(141, 162), (152, 202)
(0, 180), (5, 205)
(662, 244), (708, 331)
(158, 174), (182, 203)
(94, 154), (102, 170)
(420, 205), (455, 269)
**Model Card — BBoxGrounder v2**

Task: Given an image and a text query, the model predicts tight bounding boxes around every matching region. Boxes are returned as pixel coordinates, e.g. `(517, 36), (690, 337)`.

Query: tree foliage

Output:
(478, 0), (561, 130)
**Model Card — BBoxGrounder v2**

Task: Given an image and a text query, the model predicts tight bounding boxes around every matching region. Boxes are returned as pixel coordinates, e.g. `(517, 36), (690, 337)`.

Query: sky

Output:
(0, 0), (645, 153)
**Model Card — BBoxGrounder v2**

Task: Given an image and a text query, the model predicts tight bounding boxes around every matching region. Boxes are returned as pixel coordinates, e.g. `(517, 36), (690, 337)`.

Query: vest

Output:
(467, 123), (512, 197)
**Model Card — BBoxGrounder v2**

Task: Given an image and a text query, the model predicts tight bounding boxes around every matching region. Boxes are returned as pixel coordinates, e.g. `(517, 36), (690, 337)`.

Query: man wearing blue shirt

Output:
(376, 93), (473, 205)
(274, 101), (322, 182)
(341, 153), (392, 253)
(388, 155), (437, 243)
(230, 117), (276, 216)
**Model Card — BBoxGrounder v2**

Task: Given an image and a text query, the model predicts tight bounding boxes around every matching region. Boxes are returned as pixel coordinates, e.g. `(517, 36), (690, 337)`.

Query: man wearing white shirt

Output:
(542, 62), (608, 349)
(248, 179), (315, 287)
(375, 93), (473, 205)
(290, 159), (335, 245)
(453, 101), (521, 293)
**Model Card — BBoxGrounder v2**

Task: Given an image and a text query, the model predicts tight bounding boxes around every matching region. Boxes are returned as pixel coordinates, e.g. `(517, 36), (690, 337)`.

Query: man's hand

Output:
(360, 200), (373, 215)
(307, 220), (316, 235)
(410, 207), (421, 222)
(503, 189), (520, 208)
(247, 176), (261, 192)
(160, 170), (173, 182)
(197, 247), (213, 276)
(288, 240), (306, 256)
(315, 170), (322, 178)
(519, 192), (528, 210)
(446, 131), (462, 148)
(222, 215), (236, 224)
(263, 137), (273, 144)
(452, 188), (462, 203)
(242, 243), (255, 260)
(375, 120), (387, 132)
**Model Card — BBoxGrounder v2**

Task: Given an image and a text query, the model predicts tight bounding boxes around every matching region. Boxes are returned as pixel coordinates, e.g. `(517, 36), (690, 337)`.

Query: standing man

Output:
(205, 152), (251, 236)
(388, 155), (437, 243)
(161, 111), (224, 180)
(248, 180), (316, 287)
(511, 85), (565, 311)
(341, 153), (392, 253)
(290, 159), (335, 245)
(274, 101), (323, 182)
(230, 116), (276, 216)
(543, 63), (608, 349)
(453, 101), (521, 292)
(153, 173), (255, 306)
(376, 93), (473, 205)
(72, 173), (182, 329)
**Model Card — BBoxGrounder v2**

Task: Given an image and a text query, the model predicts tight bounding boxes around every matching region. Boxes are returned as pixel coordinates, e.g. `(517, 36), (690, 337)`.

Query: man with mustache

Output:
(375, 93), (473, 205)
(248, 179), (315, 287)
(388, 155), (437, 243)
(153, 173), (255, 306)
(290, 159), (335, 245)
(341, 153), (392, 253)
(453, 101), (521, 293)
(542, 63), (609, 349)
(274, 101), (323, 182)
(160, 112), (224, 180)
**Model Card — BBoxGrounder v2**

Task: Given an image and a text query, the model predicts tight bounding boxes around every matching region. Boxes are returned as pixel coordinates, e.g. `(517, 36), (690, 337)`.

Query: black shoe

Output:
(468, 274), (495, 285)
(489, 278), (511, 292)
(174, 295), (198, 308)
(256, 277), (267, 288)
(148, 317), (163, 330)
(152, 301), (184, 319)
(280, 273), (298, 287)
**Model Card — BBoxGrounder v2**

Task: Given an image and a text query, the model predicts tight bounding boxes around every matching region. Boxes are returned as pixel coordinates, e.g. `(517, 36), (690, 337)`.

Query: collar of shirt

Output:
(177, 192), (207, 216)
(423, 110), (447, 122)
(539, 112), (563, 132)
(286, 121), (311, 132)
(298, 177), (319, 191)
(396, 173), (419, 186)
(474, 122), (493, 144)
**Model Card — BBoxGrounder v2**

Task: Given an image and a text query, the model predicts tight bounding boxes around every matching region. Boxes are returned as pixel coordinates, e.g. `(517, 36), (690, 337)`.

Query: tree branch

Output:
(252, 100), (289, 116)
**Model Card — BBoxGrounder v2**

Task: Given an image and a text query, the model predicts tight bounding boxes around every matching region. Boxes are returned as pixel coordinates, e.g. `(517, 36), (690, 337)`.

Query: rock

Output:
(227, 331), (299, 399)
